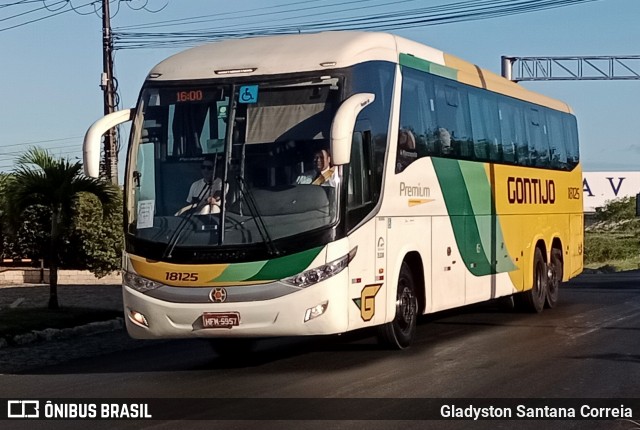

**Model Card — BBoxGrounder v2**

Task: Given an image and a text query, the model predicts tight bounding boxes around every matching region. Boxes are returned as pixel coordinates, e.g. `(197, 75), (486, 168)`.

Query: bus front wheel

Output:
(377, 262), (418, 349)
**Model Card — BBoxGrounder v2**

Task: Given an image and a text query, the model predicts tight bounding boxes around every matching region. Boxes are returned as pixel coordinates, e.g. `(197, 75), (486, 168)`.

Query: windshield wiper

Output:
(162, 184), (211, 259)
(236, 175), (279, 256)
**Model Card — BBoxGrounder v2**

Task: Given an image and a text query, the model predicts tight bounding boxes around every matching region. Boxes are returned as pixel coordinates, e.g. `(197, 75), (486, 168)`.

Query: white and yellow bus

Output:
(84, 32), (583, 349)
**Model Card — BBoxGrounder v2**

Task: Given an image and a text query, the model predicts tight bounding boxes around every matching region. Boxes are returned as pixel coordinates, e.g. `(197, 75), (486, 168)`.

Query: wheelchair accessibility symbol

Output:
(239, 85), (258, 104)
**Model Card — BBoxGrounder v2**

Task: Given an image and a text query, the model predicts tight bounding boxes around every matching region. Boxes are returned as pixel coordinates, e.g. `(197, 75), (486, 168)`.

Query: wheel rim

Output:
(396, 283), (417, 333)
(535, 260), (546, 302)
(548, 258), (561, 298)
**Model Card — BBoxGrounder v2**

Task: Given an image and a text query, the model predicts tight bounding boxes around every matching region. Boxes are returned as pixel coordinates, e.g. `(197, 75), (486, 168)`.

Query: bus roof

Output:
(148, 31), (572, 113)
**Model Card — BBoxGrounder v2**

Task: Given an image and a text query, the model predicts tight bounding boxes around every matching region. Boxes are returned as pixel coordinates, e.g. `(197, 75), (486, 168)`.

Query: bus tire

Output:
(546, 248), (562, 309)
(377, 262), (418, 349)
(521, 247), (547, 313)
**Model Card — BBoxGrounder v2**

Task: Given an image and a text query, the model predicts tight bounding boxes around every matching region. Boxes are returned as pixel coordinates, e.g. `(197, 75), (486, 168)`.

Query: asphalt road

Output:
(1, 271), (640, 430)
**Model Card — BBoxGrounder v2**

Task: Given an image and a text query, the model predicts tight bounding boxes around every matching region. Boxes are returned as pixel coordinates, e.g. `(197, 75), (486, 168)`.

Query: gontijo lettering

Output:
(507, 176), (556, 204)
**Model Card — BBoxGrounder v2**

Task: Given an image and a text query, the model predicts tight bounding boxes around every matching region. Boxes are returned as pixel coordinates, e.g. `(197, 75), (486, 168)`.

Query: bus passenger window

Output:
(398, 66), (436, 167)
(547, 112), (568, 169)
(396, 129), (418, 173)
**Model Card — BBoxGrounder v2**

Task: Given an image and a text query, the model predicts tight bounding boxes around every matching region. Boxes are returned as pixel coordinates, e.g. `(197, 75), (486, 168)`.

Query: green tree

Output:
(2, 204), (50, 262)
(64, 191), (124, 277)
(5, 148), (118, 309)
(594, 196), (636, 222)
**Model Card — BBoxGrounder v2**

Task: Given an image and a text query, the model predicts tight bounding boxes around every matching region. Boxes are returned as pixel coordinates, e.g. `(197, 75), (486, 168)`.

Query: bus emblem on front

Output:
(209, 287), (228, 303)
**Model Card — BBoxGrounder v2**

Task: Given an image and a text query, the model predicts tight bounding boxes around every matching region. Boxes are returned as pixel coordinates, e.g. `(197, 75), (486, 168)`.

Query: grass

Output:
(584, 256), (640, 272)
(0, 307), (122, 339)
(584, 231), (639, 264)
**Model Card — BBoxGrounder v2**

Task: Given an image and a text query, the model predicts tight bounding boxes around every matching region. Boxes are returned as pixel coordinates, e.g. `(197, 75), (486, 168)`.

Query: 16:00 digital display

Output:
(176, 90), (203, 102)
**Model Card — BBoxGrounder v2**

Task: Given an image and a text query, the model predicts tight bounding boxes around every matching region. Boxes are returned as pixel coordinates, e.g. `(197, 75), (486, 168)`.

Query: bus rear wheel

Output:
(545, 248), (562, 309)
(520, 247), (547, 313)
(377, 262), (418, 349)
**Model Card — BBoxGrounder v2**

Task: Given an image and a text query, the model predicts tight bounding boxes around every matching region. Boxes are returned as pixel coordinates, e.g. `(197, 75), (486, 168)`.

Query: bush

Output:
(585, 196), (640, 265)
(1, 204), (50, 262)
(594, 196), (636, 222)
(1, 183), (123, 278)
(64, 191), (123, 277)
(584, 232), (639, 263)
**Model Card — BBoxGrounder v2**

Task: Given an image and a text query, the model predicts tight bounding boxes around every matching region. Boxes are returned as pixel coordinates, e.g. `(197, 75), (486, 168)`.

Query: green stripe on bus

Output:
(459, 162), (492, 215)
(432, 158), (492, 276)
(459, 162), (494, 271)
(213, 260), (267, 282)
(399, 53), (458, 80)
(246, 246), (324, 281)
(458, 162), (517, 273)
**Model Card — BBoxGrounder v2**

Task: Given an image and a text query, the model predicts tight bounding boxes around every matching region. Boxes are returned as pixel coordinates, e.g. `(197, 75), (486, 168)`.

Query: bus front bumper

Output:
(122, 274), (349, 339)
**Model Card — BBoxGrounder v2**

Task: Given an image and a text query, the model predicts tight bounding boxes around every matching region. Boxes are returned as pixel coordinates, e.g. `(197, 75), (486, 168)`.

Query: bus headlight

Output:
(123, 271), (164, 293)
(283, 247), (357, 288)
(127, 309), (149, 328)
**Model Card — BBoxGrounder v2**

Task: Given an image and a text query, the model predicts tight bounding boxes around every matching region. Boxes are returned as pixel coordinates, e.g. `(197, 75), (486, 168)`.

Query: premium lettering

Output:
(400, 182), (430, 197)
(507, 177), (556, 204)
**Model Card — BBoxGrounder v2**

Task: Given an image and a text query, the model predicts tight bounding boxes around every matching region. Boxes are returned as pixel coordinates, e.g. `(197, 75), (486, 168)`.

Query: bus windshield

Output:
(126, 78), (342, 250)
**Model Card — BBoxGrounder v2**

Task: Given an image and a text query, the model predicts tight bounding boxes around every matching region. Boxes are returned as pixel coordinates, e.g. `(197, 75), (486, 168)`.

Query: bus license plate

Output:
(202, 312), (240, 329)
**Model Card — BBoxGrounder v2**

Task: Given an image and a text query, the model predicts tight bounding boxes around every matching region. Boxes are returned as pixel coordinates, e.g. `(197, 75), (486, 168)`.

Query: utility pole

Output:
(101, 0), (118, 184)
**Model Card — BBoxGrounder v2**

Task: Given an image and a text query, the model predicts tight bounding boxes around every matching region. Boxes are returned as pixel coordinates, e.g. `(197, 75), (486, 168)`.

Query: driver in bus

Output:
(295, 149), (339, 187)
(176, 156), (224, 215)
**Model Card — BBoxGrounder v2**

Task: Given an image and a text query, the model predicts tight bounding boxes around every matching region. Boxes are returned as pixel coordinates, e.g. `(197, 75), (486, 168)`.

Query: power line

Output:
(0, 0), (163, 32)
(0, 135), (84, 149)
(0, 145), (84, 159)
(0, 0), (43, 8)
(0, 0), (67, 23)
(114, 0), (405, 31)
(0, 152), (85, 170)
(0, 0), (98, 32)
(112, 0), (603, 50)
(0, 143), (82, 157)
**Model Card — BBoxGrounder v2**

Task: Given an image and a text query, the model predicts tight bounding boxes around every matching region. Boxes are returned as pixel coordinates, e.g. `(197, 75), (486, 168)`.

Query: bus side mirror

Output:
(330, 93), (375, 166)
(636, 193), (640, 217)
(83, 109), (134, 178)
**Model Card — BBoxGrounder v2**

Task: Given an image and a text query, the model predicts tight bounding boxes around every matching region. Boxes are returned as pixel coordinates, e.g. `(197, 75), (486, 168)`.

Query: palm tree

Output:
(6, 148), (118, 309)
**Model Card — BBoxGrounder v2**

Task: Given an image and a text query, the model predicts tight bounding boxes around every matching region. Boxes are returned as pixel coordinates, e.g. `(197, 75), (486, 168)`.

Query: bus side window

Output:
(347, 130), (374, 230)
(398, 66), (435, 170)
(563, 114), (580, 169)
(547, 111), (568, 169)
(348, 131), (373, 208)
(499, 100), (527, 165)
(469, 90), (501, 162)
(526, 108), (550, 167)
(434, 79), (472, 159)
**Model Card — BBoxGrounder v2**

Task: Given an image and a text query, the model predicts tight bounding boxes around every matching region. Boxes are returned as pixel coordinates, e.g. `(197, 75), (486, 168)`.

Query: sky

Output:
(1, 0), (639, 182)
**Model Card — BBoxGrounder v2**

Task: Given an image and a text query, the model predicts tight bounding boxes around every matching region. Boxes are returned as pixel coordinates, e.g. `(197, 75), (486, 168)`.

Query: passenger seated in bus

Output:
(295, 149), (338, 187)
(396, 128), (418, 173)
(437, 127), (453, 156)
(176, 156), (224, 215)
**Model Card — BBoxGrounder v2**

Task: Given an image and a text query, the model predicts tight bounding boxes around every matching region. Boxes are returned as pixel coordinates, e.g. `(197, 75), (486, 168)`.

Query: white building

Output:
(582, 172), (640, 213)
